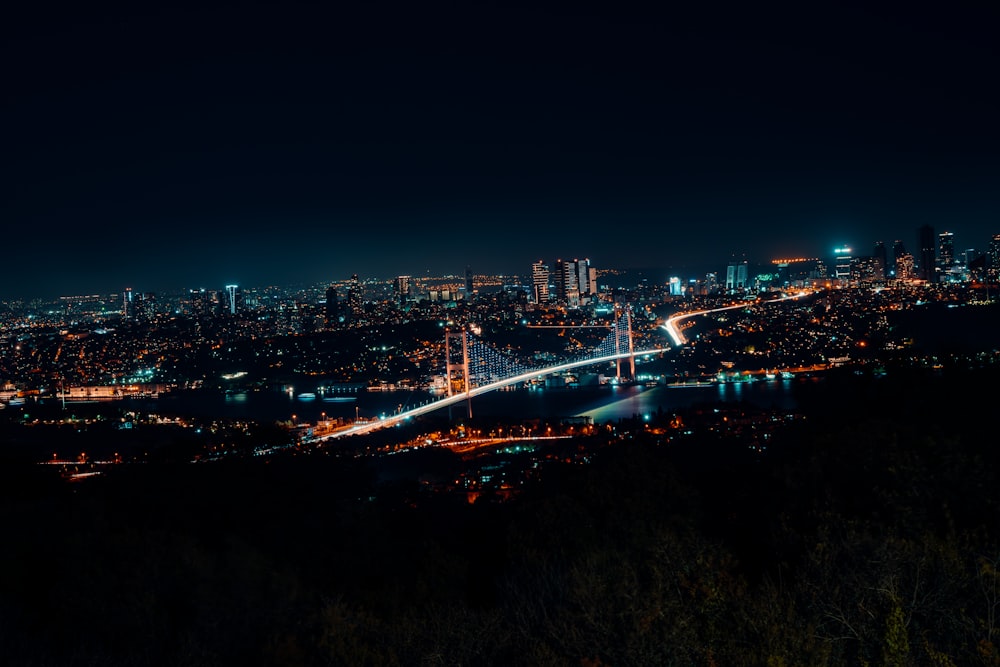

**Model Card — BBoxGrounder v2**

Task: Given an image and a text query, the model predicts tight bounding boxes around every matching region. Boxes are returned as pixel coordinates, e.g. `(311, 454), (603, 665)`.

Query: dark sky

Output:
(4, 0), (999, 298)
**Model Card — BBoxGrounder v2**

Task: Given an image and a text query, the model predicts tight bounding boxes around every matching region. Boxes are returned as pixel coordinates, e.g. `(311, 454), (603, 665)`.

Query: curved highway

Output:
(662, 291), (811, 345)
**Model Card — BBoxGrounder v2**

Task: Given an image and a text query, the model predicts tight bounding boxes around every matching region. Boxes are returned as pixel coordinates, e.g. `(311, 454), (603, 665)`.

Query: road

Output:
(307, 291), (812, 443)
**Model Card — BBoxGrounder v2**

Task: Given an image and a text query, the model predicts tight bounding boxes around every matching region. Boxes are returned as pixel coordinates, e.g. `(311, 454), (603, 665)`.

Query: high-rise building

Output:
(891, 240), (907, 277)
(705, 272), (718, 294)
(188, 288), (216, 317)
(989, 234), (1000, 283)
(122, 288), (135, 319)
(531, 260), (550, 304)
(394, 276), (411, 306)
(918, 225), (936, 282)
(575, 258), (592, 298)
(347, 274), (363, 321)
(873, 241), (887, 278)
(668, 276), (683, 296)
(896, 252), (915, 280)
(725, 260), (748, 293)
(553, 259), (578, 303)
(325, 285), (339, 327)
(464, 265), (474, 300)
(937, 231), (954, 280)
(222, 284), (241, 315)
(833, 246), (852, 283)
(855, 256), (883, 284)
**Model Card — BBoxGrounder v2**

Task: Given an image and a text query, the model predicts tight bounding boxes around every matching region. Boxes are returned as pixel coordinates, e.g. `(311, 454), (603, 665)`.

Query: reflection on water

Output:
(46, 379), (801, 426)
(577, 379), (796, 423)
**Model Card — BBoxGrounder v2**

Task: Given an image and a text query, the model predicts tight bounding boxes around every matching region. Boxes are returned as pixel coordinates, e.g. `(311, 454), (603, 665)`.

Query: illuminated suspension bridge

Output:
(304, 293), (811, 443)
(306, 305), (661, 442)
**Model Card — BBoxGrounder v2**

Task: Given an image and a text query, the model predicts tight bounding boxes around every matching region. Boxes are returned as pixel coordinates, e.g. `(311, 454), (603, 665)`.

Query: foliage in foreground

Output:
(1, 369), (999, 666)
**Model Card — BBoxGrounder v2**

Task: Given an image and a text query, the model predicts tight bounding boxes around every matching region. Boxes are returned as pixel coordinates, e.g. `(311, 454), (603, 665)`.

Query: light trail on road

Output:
(307, 292), (812, 443)
(662, 291), (811, 346)
(305, 347), (670, 443)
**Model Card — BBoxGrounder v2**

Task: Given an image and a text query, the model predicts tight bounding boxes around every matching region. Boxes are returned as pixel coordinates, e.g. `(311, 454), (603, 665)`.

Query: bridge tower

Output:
(444, 326), (473, 419)
(614, 304), (636, 381)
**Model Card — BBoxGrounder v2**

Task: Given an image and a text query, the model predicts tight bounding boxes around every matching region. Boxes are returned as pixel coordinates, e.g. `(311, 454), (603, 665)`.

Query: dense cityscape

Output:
(5, 227), (999, 388)
(5, 0), (1000, 660)
(3, 224), (1000, 662)
(3, 226), (1000, 466)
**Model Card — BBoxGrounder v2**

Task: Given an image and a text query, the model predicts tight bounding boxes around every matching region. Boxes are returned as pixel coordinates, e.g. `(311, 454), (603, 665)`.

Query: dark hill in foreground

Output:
(1, 367), (999, 666)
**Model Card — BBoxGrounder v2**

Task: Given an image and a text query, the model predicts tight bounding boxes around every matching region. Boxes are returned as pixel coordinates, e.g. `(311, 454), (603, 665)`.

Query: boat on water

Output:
(297, 393), (317, 401)
(7, 397), (26, 406)
(667, 380), (716, 388)
(322, 396), (357, 402)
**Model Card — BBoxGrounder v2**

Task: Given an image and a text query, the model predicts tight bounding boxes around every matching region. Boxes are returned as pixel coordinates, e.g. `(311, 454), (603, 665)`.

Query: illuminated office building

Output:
(347, 274), (363, 321)
(122, 287), (135, 319)
(394, 275), (411, 305)
(725, 260), (748, 293)
(531, 260), (550, 304)
(989, 234), (1000, 283)
(833, 247), (852, 283)
(325, 285), (339, 327)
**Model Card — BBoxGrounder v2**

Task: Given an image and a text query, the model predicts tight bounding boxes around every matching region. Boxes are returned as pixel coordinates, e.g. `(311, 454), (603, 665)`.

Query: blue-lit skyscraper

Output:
(223, 284), (241, 315)
(725, 260), (747, 293)
(122, 287), (134, 319)
(833, 246), (852, 283)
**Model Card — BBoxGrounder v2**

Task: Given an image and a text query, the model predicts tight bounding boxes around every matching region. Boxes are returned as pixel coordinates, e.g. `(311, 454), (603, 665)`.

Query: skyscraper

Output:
(705, 272), (719, 294)
(325, 285), (339, 328)
(464, 265), (474, 300)
(575, 258), (593, 300)
(122, 287), (134, 319)
(222, 284), (241, 315)
(873, 241), (887, 278)
(989, 234), (1000, 283)
(347, 274), (362, 321)
(896, 253), (915, 280)
(552, 259), (577, 303)
(918, 225), (936, 282)
(725, 260), (748, 293)
(938, 231), (954, 278)
(531, 260), (550, 304)
(188, 288), (215, 317)
(833, 246), (852, 283)
(891, 240), (907, 277)
(394, 276), (411, 306)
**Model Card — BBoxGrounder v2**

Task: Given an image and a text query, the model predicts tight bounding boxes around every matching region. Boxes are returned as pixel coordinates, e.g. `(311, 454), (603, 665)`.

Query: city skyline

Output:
(4, 1), (998, 299)
(2, 225), (996, 303)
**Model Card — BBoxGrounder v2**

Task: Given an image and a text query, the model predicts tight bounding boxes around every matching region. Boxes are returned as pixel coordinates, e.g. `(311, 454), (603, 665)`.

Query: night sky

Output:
(4, 1), (998, 299)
